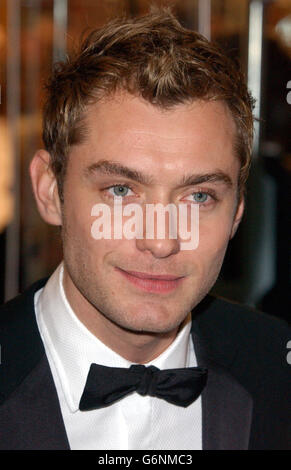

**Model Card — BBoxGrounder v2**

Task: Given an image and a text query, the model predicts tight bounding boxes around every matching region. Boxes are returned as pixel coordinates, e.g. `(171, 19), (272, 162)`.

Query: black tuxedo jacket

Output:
(0, 278), (290, 450)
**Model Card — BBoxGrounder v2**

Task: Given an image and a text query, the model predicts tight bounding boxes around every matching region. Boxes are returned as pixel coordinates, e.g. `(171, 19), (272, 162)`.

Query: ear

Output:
(230, 196), (244, 239)
(29, 149), (62, 226)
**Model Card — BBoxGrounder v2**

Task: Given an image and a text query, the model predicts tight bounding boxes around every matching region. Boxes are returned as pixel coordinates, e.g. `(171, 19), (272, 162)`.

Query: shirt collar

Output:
(36, 262), (193, 413)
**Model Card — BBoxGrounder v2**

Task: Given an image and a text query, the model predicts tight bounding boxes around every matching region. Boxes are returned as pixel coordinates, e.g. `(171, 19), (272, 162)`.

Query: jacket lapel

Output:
(0, 354), (70, 450)
(191, 323), (253, 450)
(0, 278), (70, 450)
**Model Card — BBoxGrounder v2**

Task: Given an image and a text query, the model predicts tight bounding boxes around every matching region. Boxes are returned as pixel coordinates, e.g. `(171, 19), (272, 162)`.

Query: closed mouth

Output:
(116, 267), (185, 293)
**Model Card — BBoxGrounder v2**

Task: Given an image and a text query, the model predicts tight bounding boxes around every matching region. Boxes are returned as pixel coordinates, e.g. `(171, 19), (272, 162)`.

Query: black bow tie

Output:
(79, 363), (208, 411)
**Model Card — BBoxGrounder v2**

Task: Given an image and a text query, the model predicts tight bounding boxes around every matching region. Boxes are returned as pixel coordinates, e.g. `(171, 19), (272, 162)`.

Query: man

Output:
(0, 10), (290, 450)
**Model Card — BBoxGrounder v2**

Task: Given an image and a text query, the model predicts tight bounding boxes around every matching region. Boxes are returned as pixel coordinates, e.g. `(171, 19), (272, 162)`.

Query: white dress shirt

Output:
(34, 263), (202, 450)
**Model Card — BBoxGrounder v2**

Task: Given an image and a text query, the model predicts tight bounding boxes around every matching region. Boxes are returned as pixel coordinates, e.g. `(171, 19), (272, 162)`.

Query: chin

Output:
(109, 305), (188, 335)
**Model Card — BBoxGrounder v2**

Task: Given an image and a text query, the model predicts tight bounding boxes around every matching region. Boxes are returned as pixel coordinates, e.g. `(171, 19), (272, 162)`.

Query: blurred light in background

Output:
(0, 119), (13, 232)
(276, 14), (291, 47)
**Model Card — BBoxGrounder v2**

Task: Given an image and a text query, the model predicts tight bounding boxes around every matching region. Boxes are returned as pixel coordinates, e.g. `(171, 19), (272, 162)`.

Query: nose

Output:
(136, 236), (180, 258)
(135, 203), (180, 258)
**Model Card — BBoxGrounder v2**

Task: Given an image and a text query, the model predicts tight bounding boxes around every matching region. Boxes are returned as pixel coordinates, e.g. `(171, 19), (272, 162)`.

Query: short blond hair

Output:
(43, 9), (255, 201)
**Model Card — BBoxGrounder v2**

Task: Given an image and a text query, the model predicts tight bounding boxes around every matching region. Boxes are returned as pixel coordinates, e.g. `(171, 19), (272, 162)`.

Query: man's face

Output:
(60, 93), (243, 334)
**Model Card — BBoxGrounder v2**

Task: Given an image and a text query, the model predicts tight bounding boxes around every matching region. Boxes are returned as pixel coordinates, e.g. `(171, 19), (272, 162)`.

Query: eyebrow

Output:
(85, 160), (154, 185)
(84, 160), (233, 189)
(179, 172), (233, 188)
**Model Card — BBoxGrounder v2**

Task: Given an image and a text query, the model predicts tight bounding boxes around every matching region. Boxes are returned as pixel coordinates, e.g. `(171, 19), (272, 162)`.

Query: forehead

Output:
(71, 93), (238, 178)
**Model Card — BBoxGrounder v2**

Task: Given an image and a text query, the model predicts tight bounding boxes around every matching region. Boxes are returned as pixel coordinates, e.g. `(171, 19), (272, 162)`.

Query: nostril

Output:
(135, 237), (180, 258)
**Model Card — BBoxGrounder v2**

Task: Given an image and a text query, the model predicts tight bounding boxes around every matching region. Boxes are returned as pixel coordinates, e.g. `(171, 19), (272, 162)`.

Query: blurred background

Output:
(0, 0), (290, 322)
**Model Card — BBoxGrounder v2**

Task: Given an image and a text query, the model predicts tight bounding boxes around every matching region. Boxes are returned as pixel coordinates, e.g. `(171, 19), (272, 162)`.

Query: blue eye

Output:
(192, 192), (208, 203)
(109, 185), (132, 197)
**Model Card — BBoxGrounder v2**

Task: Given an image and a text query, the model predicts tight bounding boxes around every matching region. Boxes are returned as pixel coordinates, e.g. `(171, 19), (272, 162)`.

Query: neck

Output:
(62, 267), (188, 364)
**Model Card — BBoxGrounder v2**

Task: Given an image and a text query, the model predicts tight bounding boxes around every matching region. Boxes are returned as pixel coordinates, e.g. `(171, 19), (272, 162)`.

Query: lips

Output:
(116, 268), (185, 293)
(122, 269), (183, 280)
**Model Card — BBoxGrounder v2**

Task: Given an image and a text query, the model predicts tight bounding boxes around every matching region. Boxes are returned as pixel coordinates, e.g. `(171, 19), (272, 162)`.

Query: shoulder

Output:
(193, 294), (291, 393)
(0, 277), (47, 338)
(0, 278), (48, 404)
(193, 293), (290, 345)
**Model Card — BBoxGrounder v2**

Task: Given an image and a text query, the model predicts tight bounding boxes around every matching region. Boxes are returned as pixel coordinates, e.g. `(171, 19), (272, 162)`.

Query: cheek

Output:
(62, 203), (127, 267)
(197, 213), (233, 260)
(64, 206), (91, 244)
(61, 197), (98, 265)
